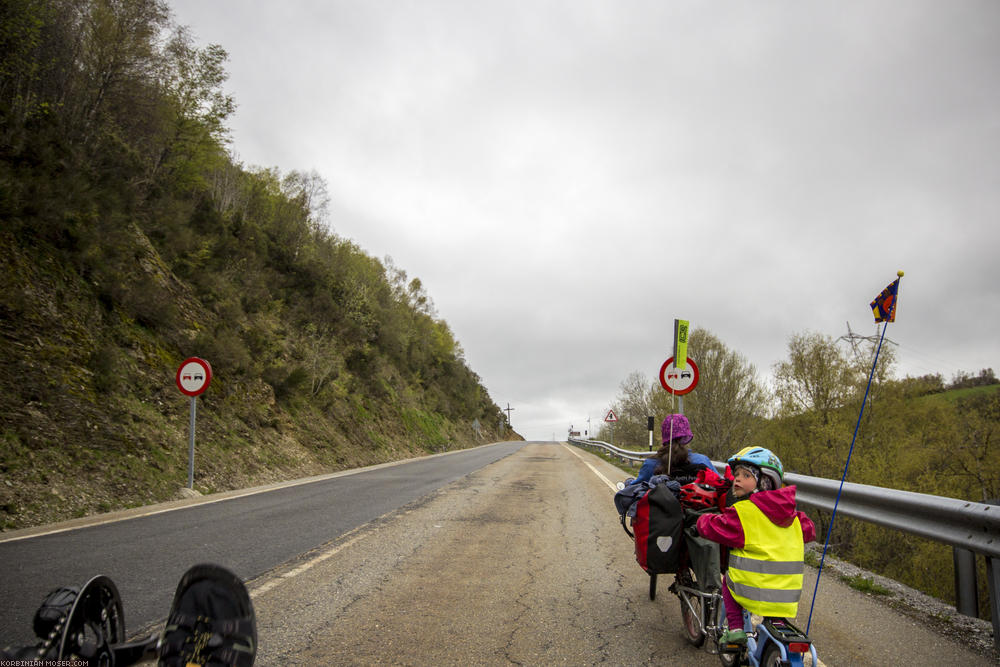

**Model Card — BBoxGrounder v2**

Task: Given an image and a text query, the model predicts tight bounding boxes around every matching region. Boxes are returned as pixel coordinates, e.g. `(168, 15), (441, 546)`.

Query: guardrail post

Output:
(988, 556), (1000, 649)
(953, 547), (979, 617)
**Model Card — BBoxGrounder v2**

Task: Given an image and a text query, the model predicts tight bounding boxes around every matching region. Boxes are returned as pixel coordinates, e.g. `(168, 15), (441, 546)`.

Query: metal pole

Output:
(987, 556), (1000, 645)
(187, 396), (196, 489)
(953, 547), (979, 617)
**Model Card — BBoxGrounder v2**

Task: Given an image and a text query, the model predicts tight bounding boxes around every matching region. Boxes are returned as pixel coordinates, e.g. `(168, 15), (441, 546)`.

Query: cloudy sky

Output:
(168, 1), (1000, 441)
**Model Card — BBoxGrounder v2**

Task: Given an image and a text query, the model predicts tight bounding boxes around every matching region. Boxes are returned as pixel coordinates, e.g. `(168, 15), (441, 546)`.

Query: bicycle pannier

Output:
(633, 483), (685, 574)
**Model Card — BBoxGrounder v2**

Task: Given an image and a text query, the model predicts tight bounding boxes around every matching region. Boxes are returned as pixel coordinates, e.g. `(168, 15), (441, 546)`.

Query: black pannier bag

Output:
(633, 483), (685, 574)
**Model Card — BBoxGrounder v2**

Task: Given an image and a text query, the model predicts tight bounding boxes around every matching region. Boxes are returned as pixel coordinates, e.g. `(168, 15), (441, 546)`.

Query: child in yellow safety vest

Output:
(695, 446), (816, 648)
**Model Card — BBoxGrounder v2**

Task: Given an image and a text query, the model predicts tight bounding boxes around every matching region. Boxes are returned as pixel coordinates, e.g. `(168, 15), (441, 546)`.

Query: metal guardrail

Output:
(569, 437), (1000, 638)
(570, 438), (650, 465)
(789, 473), (1000, 559)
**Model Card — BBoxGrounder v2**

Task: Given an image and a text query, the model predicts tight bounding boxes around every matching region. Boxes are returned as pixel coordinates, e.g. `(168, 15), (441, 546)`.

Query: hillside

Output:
(0, 0), (518, 530)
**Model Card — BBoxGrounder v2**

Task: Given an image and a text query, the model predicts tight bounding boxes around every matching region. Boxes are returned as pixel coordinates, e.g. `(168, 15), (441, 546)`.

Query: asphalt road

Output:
(2, 441), (995, 665)
(249, 443), (995, 665)
(252, 440), (716, 665)
(0, 441), (526, 650)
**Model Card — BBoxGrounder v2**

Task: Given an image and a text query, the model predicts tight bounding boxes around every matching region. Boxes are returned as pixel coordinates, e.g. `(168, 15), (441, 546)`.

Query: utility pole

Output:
(838, 321), (897, 366)
(504, 403), (514, 426)
(838, 321), (898, 414)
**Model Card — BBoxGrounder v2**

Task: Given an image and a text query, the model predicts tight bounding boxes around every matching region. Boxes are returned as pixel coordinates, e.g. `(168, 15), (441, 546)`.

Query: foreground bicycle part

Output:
(57, 575), (126, 665)
(4, 564), (253, 666)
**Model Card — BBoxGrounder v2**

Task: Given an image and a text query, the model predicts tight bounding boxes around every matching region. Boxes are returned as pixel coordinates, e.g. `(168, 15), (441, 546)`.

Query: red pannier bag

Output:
(633, 484), (685, 574)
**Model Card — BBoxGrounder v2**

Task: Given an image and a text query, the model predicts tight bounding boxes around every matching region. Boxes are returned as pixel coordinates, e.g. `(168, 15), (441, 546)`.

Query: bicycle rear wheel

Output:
(677, 569), (705, 647)
(761, 643), (785, 667)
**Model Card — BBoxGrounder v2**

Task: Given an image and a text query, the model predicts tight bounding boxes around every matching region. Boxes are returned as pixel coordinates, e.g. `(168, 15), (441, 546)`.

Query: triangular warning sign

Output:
(604, 409), (618, 422)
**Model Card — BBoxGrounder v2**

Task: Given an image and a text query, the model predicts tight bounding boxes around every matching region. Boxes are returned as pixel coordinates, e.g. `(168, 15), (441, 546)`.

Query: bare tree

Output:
(603, 372), (657, 448)
(296, 324), (342, 397)
(282, 169), (330, 232)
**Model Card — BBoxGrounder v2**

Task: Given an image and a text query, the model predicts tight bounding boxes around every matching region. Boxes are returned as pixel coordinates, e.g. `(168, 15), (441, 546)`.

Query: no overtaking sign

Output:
(176, 357), (212, 396)
(176, 357), (212, 489)
(659, 356), (699, 395)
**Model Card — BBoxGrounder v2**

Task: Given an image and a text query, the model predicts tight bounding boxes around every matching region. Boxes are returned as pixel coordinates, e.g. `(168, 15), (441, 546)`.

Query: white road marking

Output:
(561, 443), (618, 491)
(251, 533), (366, 597)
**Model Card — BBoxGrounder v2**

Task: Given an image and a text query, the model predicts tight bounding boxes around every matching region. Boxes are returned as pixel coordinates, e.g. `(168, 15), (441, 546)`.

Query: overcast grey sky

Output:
(168, 1), (1000, 441)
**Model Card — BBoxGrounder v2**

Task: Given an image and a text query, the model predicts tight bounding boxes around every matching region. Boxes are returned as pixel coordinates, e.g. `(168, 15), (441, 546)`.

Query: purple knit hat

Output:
(661, 414), (693, 445)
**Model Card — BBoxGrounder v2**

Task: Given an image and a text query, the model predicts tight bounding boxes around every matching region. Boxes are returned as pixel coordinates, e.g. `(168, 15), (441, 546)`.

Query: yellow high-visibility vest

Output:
(726, 499), (804, 617)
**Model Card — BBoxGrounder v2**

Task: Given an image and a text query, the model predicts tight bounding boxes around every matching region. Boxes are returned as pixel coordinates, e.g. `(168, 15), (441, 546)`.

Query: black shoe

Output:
(158, 564), (256, 666)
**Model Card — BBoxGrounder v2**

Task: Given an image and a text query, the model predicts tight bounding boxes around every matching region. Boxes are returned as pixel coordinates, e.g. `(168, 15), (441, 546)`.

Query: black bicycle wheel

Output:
(57, 575), (124, 663)
(761, 642), (785, 667)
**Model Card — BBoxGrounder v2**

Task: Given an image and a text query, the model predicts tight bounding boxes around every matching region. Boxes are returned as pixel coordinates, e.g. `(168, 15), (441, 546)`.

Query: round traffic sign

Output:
(659, 357), (699, 395)
(176, 357), (212, 396)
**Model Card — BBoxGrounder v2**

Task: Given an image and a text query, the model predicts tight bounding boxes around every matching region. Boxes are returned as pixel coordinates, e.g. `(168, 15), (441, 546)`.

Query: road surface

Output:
(2, 442), (994, 665)
(247, 443), (994, 665)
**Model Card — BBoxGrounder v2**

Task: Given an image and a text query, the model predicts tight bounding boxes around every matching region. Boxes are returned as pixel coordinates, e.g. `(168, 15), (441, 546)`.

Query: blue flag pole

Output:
(806, 272), (902, 634)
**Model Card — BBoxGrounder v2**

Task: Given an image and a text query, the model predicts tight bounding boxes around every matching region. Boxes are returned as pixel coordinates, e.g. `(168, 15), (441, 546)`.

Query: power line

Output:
(837, 321), (896, 366)
(840, 322), (991, 381)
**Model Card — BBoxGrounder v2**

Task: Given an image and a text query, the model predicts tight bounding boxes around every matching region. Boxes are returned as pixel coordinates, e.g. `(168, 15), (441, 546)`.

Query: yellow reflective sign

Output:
(674, 319), (689, 369)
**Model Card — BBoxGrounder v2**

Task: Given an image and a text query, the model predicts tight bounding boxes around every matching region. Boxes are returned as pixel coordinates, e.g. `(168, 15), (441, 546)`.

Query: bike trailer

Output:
(633, 483), (685, 574)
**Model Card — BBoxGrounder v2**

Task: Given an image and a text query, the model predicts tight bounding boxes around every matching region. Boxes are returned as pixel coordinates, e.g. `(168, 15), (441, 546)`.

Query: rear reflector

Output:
(788, 642), (811, 653)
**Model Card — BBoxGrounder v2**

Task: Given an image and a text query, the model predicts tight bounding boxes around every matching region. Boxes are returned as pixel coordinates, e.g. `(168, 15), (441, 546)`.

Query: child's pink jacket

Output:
(696, 485), (816, 549)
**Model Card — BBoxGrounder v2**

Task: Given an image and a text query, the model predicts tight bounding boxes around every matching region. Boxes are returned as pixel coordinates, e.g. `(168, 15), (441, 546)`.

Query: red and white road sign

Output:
(604, 409), (618, 423)
(176, 357), (212, 397)
(659, 356), (699, 395)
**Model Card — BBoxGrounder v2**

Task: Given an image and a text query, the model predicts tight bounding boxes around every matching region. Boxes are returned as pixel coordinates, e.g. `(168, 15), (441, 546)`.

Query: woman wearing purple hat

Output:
(631, 414), (713, 485)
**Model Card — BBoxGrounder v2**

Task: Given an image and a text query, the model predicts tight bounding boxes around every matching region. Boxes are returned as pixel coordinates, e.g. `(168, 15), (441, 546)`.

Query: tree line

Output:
(597, 327), (998, 620)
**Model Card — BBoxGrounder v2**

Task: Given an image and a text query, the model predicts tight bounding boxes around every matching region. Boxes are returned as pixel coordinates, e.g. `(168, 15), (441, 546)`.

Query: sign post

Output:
(604, 409), (618, 445)
(176, 357), (212, 489)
